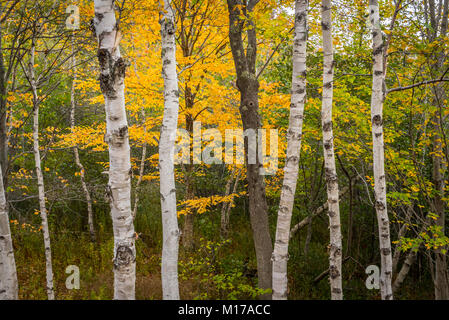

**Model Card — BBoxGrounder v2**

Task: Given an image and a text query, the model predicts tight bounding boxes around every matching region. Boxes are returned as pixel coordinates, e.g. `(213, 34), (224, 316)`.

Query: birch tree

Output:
(0, 162), (18, 300)
(159, 0), (180, 300)
(18, 0), (73, 300)
(320, 0), (342, 299)
(0, 1), (20, 301)
(93, 0), (136, 300)
(28, 38), (55, 300)
(369, 0), (393, 300)
(272, 0), (308, 300)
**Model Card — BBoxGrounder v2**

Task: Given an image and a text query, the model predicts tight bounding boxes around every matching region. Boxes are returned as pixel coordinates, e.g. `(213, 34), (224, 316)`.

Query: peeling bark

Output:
(94, 0), (136, 300)
(272, 0), (308, 300)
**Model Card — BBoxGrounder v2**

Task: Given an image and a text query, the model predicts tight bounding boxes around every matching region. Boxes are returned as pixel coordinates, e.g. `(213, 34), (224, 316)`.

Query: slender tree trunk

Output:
(393, 217), (430, 294)
(290, 184), (351, 237)
(182, 115), (194, 250)
(272, 0), (308, 300)
(132, 108), (147, 220)
(29, 40), (54, 301)
(70, 37), (95, 242)
(303, 220), (312, 256)
(0, 28), (8, 189)
(182, 168), (194, 250)
(129, 46), (147, 221)
(392, 248), (417, 294)
(320, 0), (343, 299)
(221, 170), (234, 237)
(159, 0), (180, 300)
(93, 0), (136, 300)
(345, 180), (353, 256)
(221, 168), (241, 238)
(0, 162), (18, 300)
(425, 0), (449, 300)
(227, 0), (273, 298)
(369, 0), (393, 300)
(392, 206), (413, 274)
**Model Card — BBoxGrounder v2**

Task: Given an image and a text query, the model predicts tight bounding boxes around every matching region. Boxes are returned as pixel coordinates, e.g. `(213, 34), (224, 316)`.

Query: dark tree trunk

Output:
(424, 0), (449, 300)
(0, 28), (8, 188)
(226, 0), (272, 299)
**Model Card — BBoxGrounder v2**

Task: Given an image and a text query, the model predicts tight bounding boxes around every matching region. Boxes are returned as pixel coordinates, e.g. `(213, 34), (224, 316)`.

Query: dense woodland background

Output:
(0, 0), (448, 299)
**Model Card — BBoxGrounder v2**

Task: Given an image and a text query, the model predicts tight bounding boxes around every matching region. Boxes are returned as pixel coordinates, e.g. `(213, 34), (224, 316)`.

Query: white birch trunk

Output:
(392, 249), (417, 294)
(70, 37), (95, 242)
(93, 0), (136, 300)
(369, 0), (393, 300)
(272, 0), (308, 300)
(160, 0), (180, 300)
(321, 0), (343, 300)
(0, 162), (18, 300)
(29, 40), (55, 301)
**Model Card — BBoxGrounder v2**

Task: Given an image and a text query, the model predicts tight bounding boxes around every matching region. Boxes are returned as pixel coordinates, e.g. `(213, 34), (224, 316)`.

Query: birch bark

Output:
(369, 0), (393, 300)
(159, 0), (180, 300)
(272, 0), (308, 300)
(0, 162), (18, 300)
(321, 0), (342, 299)
(93, 0), (136, 299)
